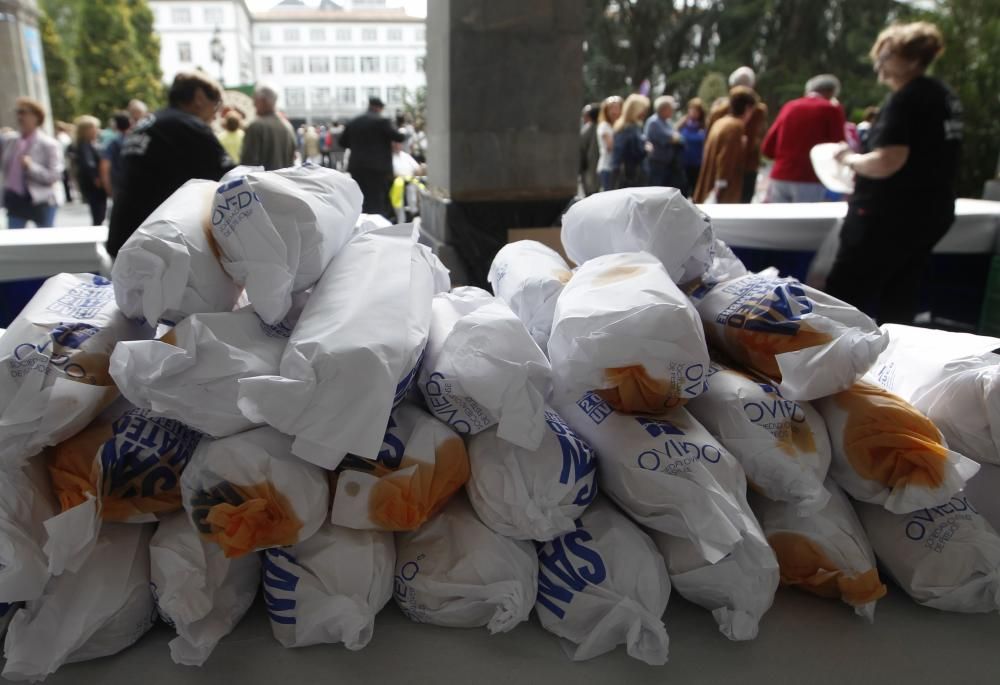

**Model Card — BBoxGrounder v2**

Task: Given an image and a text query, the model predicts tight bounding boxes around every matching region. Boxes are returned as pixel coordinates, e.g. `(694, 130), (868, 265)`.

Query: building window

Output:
(387, 28), (402, 41)
(336, 87), (357, 105)
(415, 28), (426, 42)
(415, 56), (425, 72)
(203, 7), (223, 25)
(285, 87), (306, 108)
(284, 28), (300, 42)
(260, 56), (273, 75)
(171, 7), (191, 24)
(178, 41), (192, 62)
(386, 86), (404, 106)
(385, 56), (404, 73)
(310, 27), (326, 42)
(283, 56), (304, 74)
(258, 27), (271, 42)
(362, 28), (377, 41)
(312, 87), (332, 107)
(334, 56), (355, 73)
(360, 56), (380, 73)
(309, 56), (330, 73)
(364, 87), (381, 102)
(335, 28), (351, 41)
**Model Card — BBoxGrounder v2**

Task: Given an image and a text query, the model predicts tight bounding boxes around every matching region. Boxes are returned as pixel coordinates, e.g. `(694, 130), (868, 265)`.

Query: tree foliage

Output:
(39, 12), (77, 123)
(583, 0), (998, 195)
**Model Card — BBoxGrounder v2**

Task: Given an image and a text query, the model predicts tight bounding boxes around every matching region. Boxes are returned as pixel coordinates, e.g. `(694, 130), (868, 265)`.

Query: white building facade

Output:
(149, 0), (426, 124)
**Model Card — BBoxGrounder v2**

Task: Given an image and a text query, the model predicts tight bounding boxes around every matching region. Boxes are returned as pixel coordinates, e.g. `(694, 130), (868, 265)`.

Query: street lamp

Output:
(210, 27), (225, 85)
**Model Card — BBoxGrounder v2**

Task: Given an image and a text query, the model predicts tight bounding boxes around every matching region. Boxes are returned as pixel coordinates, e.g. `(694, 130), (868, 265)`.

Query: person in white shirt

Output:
(595, 95), (622, 191)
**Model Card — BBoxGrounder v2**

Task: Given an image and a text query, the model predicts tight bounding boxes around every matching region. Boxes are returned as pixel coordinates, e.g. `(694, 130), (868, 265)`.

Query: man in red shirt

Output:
(762, 74), (846, 202)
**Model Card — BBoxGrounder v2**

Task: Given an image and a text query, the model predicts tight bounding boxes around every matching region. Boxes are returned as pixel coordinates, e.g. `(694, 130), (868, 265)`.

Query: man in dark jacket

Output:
(340, 97), (405, 218)
(107, 70), (234, 256)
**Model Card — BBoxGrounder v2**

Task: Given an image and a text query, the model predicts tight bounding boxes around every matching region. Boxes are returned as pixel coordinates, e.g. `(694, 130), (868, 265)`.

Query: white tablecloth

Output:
(0, 226), (111, 283)
(701, 199), (1000, 254)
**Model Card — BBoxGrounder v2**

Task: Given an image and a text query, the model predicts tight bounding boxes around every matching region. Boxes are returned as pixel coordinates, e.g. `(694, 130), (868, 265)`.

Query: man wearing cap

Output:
(340, 97), (405, 218)
(761, 74), (847, 202)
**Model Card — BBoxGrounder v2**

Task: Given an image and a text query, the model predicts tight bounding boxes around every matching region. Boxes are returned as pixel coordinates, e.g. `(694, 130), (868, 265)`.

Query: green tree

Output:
(39, 12), (78, 123)
(126, 0), (163, 106)
(697, 72), (728, 109)
(77, 0), (161, 121)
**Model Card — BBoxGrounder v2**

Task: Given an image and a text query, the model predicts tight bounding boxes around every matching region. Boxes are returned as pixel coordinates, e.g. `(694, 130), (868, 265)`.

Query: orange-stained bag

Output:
(815, 381), (980, 514)
(43, 403), (204, 576)
(180, 426), (328, 558)
(330, 403), (469, 531)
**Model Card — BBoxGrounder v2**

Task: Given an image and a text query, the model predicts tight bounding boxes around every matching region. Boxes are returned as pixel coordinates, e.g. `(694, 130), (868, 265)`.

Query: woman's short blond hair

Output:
(73, 115), (101, 145)
(15, 97), (46, 126)
(597, 95), (623, 124)
(614, 94), (651, 132)
(870, 21), (944, 68)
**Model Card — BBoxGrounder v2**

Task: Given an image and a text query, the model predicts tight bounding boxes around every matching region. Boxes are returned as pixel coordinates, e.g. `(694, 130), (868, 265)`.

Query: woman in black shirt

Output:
(826, 22), (962, 324)
(74, 115), (108, 226)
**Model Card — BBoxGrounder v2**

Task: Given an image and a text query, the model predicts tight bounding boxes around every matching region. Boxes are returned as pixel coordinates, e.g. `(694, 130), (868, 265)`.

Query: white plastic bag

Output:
(487, 240), (572, 349)
(393, 495), (537, 633)
(211, 164), (363, 324)
(555, 392), (753, 564)
(330, 402), (469, 531)
(815, 381), (980, 514)
(238, 224), (448, 469)
(262, 522), (394, 649)
(0, 273), (148, 467)
(150, 511), (259, 666)
(44, 404), (204, 576)
(689, 269), (888, 400)
(560, 187), (715, 284)
(856, 494), (1000, 613)
(535, 497), (669, 664)
(111, 180), (241, 326)
(751, 481), (886, 621)
(686, 362), (832, 516)
(180, 427), (328, 558)
(2, 523), (155, 682)
(0, 458), (58, 604)
(865, 324), (1000, 465)
(418, 287), (553, 450)
(110, 308), (290, 437)
(466, 406), (597, 541)
(548, 252), (709, 414)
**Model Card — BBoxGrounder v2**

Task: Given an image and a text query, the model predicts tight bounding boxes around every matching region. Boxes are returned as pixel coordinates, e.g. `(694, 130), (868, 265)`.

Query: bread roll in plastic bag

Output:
(560, 187), (714, 284)
(856, 494), (1000, 613)
(487, 240), (572, 349)
(535, 497), (670, 664)
(0, 273), (148, 467)
(238, 223), (448, 469)
(686, 362), (832, 516)
(150, 511), (259, 666)
(750, 481), (886, 621)
(330, 402), (469, 531)
(110, 307), (292, 437)
(262, 522), (394, 649)
(548, 252), (709, 414)
(111, 180), (241, 327)
(0, 458), (58, 604)
(815, 381), (980, 514)
(689, 269), (888, 400)
(650, 517), (777, 641)
(466, 407), (597, 541)
(865, 324), (1000, 465)
(2, 523), (155, 682)
(44, 403), (203, 575)
(419, 287), (553, 450)
(211, 164), (362, 324)
(181, 427), (328, 558)
(556, 392), (753, 563)
(393, 495), (537, 633)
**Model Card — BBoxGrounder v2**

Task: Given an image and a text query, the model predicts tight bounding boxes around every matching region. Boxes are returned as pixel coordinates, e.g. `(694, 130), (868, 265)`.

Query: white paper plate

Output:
(810, 143), (855, 194)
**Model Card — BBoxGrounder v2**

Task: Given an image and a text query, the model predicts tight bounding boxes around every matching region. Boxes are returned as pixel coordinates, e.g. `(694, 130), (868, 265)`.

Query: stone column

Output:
(0, 0), (53, 132)
(421, 0), (583, 285)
